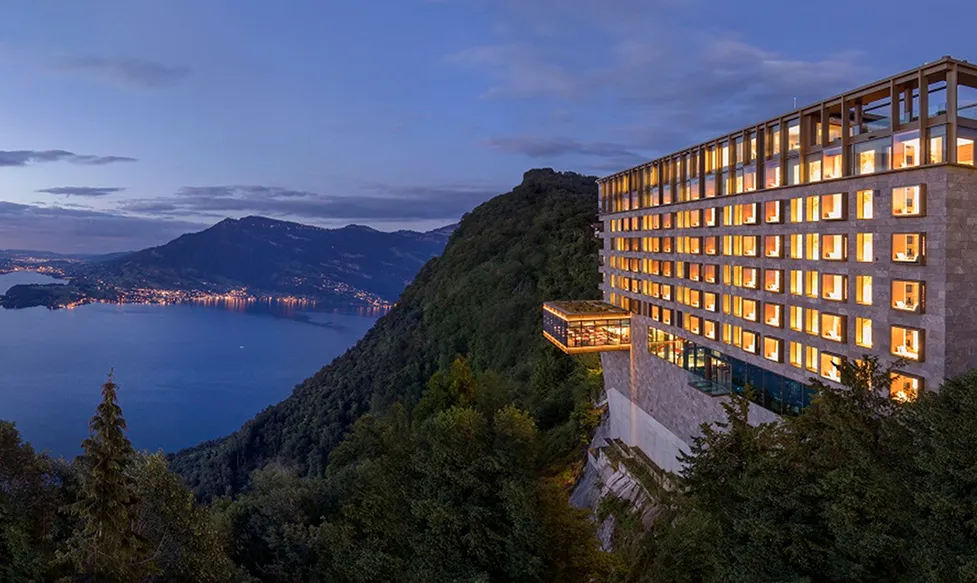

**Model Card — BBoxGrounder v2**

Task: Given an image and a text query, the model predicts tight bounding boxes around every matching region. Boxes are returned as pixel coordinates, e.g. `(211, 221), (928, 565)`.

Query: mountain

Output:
(169, 169), (600, 499)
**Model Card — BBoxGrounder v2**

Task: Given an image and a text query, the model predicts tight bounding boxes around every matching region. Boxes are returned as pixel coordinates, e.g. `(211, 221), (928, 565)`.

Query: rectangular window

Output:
(764, 269), (783, 293)
(764, 235), (783, 258)
(702, 319), (716, 340)
(769, 124), (781, 157)
(742, 299), (758, 322)
(891, 325), (924, 361)
(821, 313), (846, 343)
(852, 137), (891, 175)
(959, 127), (976, 166)
(790, 198), (803, 223)
(704, 264), (717, 284)
(856, 275), (873, 306)
(742, 330), (757, 354)
(856, 233), (873, 262)
(892, 233), (925, 264)
(805, 196), (820, 222)
(686, 315), (701, 335)
(763, 336), (783, 362)
(704, 292), (717, 312)
(821, 274), (847, 302)
(823, 147), (843, 179)
(805, 346), (819, 373)
(790, 270), (803, 296)
(857, 189), (874, 219)
(790, 234), (804, 259)
(704, 207), (717, 227)
(741, 203), (758, 225)
(688, 263), (701, 281)
(929, 125), (946, 164)
(893, 130), (920, 169)
(789, 306), (803, 331)
(704, 236), (718, 255)
(807, 153), (822, 182)
(787, 119), (801, 151)
(821, 193), (846, 221)
(822, 234), (847, 261)
(820, 352), (842, 382)
(763, 303), (783, 328)
(890, 372), (922, 402)
(805, 271), (819, 298)
(856, 317), (873, 348)
(805, 308), (819, 336)
(891, 280), (924, 313)
(742, 267), (758, 290)
(806, 234), (820, 261)
(742, 236), (759, 257)
(789, 341), (803, 368)
(892, 185), (925, 217)
(764, 200), (783, 224)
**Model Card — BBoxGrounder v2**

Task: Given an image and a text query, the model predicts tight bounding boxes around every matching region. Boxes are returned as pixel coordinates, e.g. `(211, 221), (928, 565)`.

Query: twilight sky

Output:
(1, 0), (976, 253)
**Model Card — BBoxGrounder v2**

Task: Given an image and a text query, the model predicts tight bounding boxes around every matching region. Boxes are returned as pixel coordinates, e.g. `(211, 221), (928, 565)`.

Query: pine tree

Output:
(58, 373), (149, 582)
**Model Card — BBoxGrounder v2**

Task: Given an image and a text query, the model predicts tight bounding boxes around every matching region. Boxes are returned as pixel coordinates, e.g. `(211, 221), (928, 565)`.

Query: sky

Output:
(1, 0), (977, 253)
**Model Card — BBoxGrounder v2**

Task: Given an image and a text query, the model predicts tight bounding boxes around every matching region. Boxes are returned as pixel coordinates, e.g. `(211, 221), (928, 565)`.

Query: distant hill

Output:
(168, 169), (600, 499)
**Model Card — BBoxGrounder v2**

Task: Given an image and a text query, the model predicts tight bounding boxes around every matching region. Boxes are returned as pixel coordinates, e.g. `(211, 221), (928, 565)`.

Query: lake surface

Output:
(0, 272), (378, 457)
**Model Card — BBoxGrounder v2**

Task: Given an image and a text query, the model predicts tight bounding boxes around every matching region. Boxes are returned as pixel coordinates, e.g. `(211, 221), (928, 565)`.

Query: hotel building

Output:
(544, 56), (977, 473)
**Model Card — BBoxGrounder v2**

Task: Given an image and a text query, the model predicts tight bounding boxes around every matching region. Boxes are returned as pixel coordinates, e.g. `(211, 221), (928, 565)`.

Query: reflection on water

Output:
(185, 296), (389, 323)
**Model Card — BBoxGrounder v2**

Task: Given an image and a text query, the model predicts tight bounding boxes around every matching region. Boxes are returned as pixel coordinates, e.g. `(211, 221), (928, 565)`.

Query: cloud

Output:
(449, 43), (575, 99)
(0, 150), (137, 167)
(0, 201), (202, 254)
(57, 56), (190, 88)
(36, 186), (126, 197)
(119, 182), (504, 223)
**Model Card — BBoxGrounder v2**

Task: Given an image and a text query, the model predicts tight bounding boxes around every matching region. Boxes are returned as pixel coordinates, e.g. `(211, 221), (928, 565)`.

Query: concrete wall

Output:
(942, 165), (977, 379)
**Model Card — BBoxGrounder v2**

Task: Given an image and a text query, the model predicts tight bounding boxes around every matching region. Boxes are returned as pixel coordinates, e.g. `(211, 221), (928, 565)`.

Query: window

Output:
(805, 196), (820, 222)
(822, 234), (847, 261)
(704, 292), (717, 312)
(790, 198), (803, 223)
(742, 267), (758, 290)
(790, 270), (803, 296)
(857, 189), (874, 219)
(742, 299), (758, 322)
(704, 236), (718, 255)
(892, 185), (925, 217)
(703, 319), (717, 340)
(856, 317), (873, 348)
(892, 233), (925, 264)
(790, 234), (804, 259)
(820, 352), (842, 382)
(686, 315), (701, 335)
(806, 234), (820, 261)
(688, 263), (701, 281)
(764, 200), (783, 224)
(763, 336), (783, 362)
(704, 264), (717, 283)
(891, 325), (924, 361)
(821, 313), (846, 343)
(688, 237), (701, 255)
(763, 303), (783, 328)
(929, 125), (946, 164)
(743, 236), (759, 257)
(856, 275), (873, 306)
(704, 207), (717, 226)
(821, 274), (847, 302)
(788, 119), (801, 152)
(807, 153), (822, 182)
(890, 373), (922, 402)
(893, 130), (920, 168)
(789, 306), (803, 331)
(891, 280), (924, 313)
(769, 123), (781, 157)
(852, 137), (891, 175)
(741, 203), (758, 225)
(742, 330), (758, 354)
(789, 341), (803, 368)
(958, 127), (976, 166)
(764, 269), (783, 293)
(821, 193), (846, 220)
(805, 346), (819, 373)
(856, 233), (873, 262)
(805, 308), (819, 336)
(805, 271), (819, 299)
(823, 147), (843, 179)
(764, 235), (783, 258)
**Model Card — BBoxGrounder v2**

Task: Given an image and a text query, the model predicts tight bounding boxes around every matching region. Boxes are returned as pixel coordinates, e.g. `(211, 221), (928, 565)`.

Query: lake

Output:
(0, 272), (379, 457)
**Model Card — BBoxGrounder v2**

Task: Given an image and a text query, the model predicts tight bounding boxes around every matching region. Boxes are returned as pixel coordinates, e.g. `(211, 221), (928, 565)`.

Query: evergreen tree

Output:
(58, 373), (149, 582)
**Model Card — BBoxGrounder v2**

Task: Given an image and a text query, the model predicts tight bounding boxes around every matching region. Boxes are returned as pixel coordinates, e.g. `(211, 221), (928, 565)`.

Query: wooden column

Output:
(948, 64), (959, 164)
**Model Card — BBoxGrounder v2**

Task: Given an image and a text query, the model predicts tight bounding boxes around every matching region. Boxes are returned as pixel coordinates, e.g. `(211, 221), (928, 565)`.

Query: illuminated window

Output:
(743, 236), (759, 257)
(688, 289), (702, 308)
(662, 262), (673, 277)
(704, 207), (717, 226)
(688, 237), (702, 255)
(769, 123), (782, 157)
(821, 274), (847, 302)
(959, 128), (976, 166)
(742, 299), (758, 322)
(853, 137), (890, 175)
(704, 236), (718, 255)
(722, 265), (732, 285)
(805, 271), (819, 299)
(763, 336), (783, 362)
(806, 234), (820, 260)
(821, 313), (846, 343)
(661, 308), (673, 326)
(788, 119), (801, 151)
(892, 233), (925, 264)
(686, 315), (701, 335)
(790, 270), (803, 296)
(703, 319), (717, 340)
(805, 346), (819, 372)
(741, 203), (758, 225)
(856, 233), (873, 262)
(763, 303), (783, 328)
(856, 275), (872, 306)
(820, 352), (842, 382)
(823, 147), (843, 179)
(805, 196), (820, 222)
(856, 317), (873, 348)
(892, 185), (925, 217)
(688, 263), (701, 281)
(929, 125), (946, 164)
(805, 308), (819, 336)
(742, 268), (759, 290)
(661, 284), (672, 301)
(822, 234), (847, 261)
(891, 325), (924, 361)
(704, 264), (717, 284)
(764, 200), (783, 224)
(893, 130), (920, 168)
(821, 193), (846, 221)
(891, 280), (923, 313)
(890, 373), (922, 402)
(789, 234), (804, 259)
(744, 165), (757, 192)
(742, 330), (757, 354)
(764, 269), (783, 293)
(764, 235), (783, 258)
(857, 189), (874, 219)
(807, 153), (822, 182)
(722, 323), (732, 344)
(789, 306), (803, 331)
(790, 198), (803, 223)
(704, 292), (717, 312)
(789, 341), (803, 368)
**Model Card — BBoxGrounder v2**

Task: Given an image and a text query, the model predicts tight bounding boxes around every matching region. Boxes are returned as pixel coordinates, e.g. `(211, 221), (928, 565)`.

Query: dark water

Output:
(0, 272), (378, 457)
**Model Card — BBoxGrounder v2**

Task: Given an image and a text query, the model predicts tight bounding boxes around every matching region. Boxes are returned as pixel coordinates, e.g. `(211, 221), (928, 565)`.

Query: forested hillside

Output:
(169, 169), (602, 499)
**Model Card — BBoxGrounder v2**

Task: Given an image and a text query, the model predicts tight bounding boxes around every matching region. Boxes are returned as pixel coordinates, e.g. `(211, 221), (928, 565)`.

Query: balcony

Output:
(542, 301), (631, 354)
